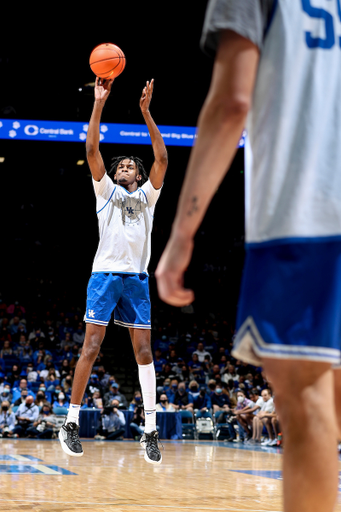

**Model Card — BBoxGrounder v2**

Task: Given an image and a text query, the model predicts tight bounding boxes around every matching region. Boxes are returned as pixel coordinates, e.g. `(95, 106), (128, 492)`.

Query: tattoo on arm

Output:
(187, 196), (199, 216)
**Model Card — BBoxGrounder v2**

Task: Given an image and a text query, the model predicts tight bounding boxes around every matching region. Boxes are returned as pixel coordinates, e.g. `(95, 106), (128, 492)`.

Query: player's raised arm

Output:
(140, 79), (168, 189)
(86, 77), (114, 182)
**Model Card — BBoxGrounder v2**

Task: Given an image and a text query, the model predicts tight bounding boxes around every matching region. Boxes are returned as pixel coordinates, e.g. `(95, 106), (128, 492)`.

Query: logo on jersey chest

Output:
(121, 196), (143, 225)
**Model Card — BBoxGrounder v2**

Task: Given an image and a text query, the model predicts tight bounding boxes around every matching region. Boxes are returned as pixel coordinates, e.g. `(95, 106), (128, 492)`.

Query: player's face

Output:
(115, 159), (141, 186)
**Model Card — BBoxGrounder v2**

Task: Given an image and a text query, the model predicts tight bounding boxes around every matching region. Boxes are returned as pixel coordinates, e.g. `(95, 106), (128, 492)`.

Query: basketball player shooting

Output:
(59, 77), (168, 465)
(156, 1), (341, 511)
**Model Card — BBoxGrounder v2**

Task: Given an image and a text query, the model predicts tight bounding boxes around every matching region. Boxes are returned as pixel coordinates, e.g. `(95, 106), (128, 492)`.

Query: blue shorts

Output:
(232, 237), (341, 366)
(84, 272), (151, 329)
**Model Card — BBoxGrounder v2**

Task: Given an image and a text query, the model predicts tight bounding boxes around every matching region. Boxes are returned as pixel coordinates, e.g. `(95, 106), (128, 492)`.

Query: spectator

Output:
(12, 395), (39, 437)
(190, 386), (212, 418)
(9, 316), (26, 338)
(188, 353), (204, 380)
(153, 348), (167, 375)
(95, 399), (126, 440)
(211, 385), (231, 414)
(13, 334), (28, 357)
(0, 384), (12, 404)
(97, 366), (110, 389)
(26, 363), (38, 383)
(232, 390), (254, 441)
(222, 364), (239, 384)
(62, 375), (73, 396)
(40, 362), (60, 381)
(26, 403), (59, 439)
(248, 389), (276, 445)
(53, 391), (69, 409)
(34, 389), (51, 409)
(103, 382), (128, 409)
(0, 340), (13, 358)
(13, 388), (29, 407)
(129, 390), (142, 412)
(59, 359), (71, 381)
(12, 378), (35, 403)
(192, 342), (212, 363)
(28, 327), (45, 344)
(72, 322), (85, 345)
(129, 403), (145, 440)
(173, 382), (193, 412)
(155, 393), (176, 412)
(0, 400), (16, 437)
(6, 364), (21, 387)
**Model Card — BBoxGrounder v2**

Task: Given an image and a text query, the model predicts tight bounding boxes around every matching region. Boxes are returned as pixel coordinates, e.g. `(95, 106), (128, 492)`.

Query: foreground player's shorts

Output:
(84, 272), (151, 329)
(232, 237), (341, 367)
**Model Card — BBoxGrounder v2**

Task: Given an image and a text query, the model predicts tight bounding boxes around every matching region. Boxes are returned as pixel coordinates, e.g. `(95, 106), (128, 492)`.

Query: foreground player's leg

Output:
(262, 358), (338, 512)
(59, 323), (106, 457)
(130, 327), (162, 465)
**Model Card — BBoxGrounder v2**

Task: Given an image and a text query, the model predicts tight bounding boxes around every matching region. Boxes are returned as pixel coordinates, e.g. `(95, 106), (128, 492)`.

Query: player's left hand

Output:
(139, 79), (154, 113)
(155, 232), (195, 307)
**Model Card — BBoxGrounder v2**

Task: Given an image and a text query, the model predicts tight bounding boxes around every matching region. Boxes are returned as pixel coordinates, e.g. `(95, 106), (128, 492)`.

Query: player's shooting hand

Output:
(94, 77), (114, 103)
(155, 232), (195, 307)
(139, 79), (154, 113)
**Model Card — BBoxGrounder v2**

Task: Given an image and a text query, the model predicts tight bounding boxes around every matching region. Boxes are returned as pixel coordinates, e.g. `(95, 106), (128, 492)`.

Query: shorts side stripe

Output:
(114, 319), (151, 330)
(84, 318), (109, 326)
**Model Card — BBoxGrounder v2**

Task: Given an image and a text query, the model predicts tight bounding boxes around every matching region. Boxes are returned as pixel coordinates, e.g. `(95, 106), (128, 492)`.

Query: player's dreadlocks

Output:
(109, 156), (148, 187)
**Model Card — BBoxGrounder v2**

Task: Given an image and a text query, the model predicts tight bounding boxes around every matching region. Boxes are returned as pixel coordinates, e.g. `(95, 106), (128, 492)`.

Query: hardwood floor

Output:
(0, 438), (339, 511)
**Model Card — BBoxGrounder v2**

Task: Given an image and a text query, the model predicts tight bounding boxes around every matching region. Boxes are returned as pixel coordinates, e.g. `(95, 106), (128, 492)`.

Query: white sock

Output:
(66, 404), (81, 425)
(138, 361), (156, 434)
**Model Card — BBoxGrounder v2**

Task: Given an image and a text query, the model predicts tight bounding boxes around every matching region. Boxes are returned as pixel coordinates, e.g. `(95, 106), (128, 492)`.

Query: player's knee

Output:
(82, 334), (102, 363)
(135, 345), (153, 365)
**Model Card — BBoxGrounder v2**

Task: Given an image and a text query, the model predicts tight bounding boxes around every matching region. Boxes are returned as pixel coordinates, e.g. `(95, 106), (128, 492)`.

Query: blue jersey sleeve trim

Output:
(96, 187), (116, 215)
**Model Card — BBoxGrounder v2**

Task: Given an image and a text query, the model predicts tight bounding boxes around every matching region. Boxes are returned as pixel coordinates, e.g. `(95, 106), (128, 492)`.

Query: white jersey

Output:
(92, 173), (161, 274)
(202, 0), (341, 244)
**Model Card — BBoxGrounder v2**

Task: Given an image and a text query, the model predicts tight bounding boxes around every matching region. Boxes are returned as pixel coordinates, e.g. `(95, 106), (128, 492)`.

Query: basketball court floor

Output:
(0, 439), (340, 511)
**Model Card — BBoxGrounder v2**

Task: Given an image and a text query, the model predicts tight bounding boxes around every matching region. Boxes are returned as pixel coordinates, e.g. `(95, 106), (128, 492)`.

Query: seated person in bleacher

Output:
(0, 340), (13, 358)
(173, 382), (193, 413)
(188, 353), (204, 381)
(0, 400), (16, 437)
(153, 348), (167, 375)
(12, 395), (39, 437)
(86, 390), (103, 409)
(129, 390), (142, 411)
(26, 403), (59, 439)
(155, 393), (176, 412)
(0, 384), (12, 404)
(5, 364), (21, 387)
(34, 389), (51, 409)
(11, 378), (35, 403)
(129, 403), (145, 440)
(103, 382), (128, 409)
(211, 386), (231, 414)
(95, 399), (126, 440)
(53, 391), (69, 409)
(189, 386), (212, 418)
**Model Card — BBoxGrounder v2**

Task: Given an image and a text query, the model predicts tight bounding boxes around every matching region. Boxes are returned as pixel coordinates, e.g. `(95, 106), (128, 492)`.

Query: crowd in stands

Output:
(0, 294), (280, 445)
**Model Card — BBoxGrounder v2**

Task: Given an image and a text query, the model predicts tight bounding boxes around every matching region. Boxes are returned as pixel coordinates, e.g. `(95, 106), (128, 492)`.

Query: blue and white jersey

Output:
(202, 0), (341, 243)
(92, 173), (161, 274)
(202, 1), (341, 365)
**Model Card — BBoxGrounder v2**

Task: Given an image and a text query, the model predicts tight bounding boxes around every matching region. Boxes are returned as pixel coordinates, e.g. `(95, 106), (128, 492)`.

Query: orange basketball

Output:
(89, 43), (126, 80)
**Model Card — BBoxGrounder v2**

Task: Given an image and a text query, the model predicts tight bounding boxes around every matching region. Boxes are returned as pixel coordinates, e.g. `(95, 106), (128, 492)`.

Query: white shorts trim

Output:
(114, 319), (151, 330)
(232, 316), (341, 366)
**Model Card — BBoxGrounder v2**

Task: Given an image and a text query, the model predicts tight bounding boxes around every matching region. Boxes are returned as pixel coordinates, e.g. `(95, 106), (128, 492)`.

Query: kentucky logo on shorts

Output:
(88, 309), (95, 318)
